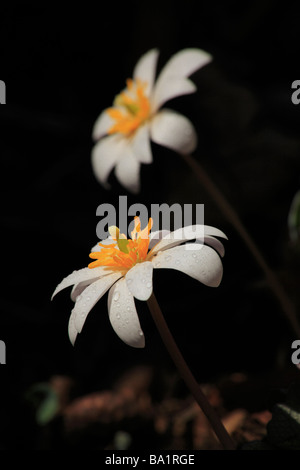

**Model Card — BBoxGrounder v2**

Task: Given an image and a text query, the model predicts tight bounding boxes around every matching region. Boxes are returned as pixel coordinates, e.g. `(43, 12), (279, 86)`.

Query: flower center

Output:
(106, 79), (151, 136)
(89, 217), (153, 271)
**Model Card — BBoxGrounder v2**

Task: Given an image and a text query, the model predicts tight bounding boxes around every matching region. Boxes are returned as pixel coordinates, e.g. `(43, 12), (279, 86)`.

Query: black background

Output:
(1, 0), (300, 450)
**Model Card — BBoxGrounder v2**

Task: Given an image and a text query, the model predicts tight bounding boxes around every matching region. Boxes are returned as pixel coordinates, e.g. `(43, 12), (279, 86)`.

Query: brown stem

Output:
(182, 153), (300, 339)
(147, 293), (236, 450)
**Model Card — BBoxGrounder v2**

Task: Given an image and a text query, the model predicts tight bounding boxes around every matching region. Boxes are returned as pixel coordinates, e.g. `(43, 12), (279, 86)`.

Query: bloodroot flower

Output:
(91, 48), (212, 193)
(52, 218), (227, 348)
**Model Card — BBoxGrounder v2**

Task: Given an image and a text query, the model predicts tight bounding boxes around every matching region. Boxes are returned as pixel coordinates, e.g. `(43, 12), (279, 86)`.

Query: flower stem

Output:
(182, 153), (300, 339)
(147, 293), (236, 450)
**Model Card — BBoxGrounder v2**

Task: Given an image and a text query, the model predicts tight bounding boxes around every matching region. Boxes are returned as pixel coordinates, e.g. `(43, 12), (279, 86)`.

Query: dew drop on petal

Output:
(114, 292), (120, 301)
(139, 330), (144, 336)
(146, 282), (151, 288)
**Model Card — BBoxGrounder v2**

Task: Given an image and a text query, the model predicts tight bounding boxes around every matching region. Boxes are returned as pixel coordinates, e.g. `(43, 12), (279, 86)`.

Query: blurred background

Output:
(1, 0), (300, 450)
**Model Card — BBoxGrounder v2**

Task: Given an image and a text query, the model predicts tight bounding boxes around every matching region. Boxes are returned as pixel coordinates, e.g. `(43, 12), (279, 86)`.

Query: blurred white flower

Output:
(52, 218), (226, 348)
(91, 48), (212, 193)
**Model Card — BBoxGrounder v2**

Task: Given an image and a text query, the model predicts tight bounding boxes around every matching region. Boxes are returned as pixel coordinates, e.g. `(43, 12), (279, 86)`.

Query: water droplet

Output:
(125, 319), (129, 324)
(127, 306), (131, 311)
(113, 292), (120, 301)
(127, 278), (132, 284)
(76, 295), (82, 302)
(142, 278), (146, 283)
(116, 314), (120, 319)
(192, 253), (197, 258)
(86, 296), (90, 301)
(139, 330), (143, 336)
(146, 282), (151, 288)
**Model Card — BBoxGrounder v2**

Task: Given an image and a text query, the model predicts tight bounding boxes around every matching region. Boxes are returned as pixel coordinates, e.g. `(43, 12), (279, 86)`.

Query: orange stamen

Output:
(106, 79), (151, 136)
(88, 217), (153, 271)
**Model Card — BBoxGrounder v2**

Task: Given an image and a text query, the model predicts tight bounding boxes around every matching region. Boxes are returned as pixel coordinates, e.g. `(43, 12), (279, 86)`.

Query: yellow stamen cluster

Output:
(106, 79), (151, 136)
(89, 217), (153, 271)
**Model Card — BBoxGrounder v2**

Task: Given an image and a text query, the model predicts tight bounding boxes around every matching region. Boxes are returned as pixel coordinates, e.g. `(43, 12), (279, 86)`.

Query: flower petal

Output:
(125, 261), (153, 301)
(51, 266), (113, 300)
(150, 108), (197, 155)
(156, 48), (212, 82)
(133, 48), (159, 97)
(68, 311), (78, 346)
(152, 48), (212, 111)
(73, 272), (122, 333)
(92, 110), (115, 141)
(153, 244), (223, 287)
(195, 235), (225, 258)
(148, 230), (170, 250)
(152, 77), (196, 113)
(91, 134), (127, 187)
(114, 150), (141, 194)
(71, 279), (99, 302)
(150, 225), (227, 255)
(108, 278), (145, 348)
(131, 123), (153, 164)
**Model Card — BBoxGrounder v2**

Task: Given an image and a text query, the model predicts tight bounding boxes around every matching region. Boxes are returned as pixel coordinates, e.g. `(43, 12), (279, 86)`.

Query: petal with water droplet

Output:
(108, 278), (145, 348)
(73, 272), (122, 333)
(153, 244), (223, 287)
(125, 261), (153, 301)
(51, 266), (114, 300)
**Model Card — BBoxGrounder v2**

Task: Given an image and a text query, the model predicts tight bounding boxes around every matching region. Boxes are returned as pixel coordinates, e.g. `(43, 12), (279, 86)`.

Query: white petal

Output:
(153, 244), (223, 287)
(91, 134), (127, 187)
(150, 225), (227, 255)
(71, 279), (99, 302)
(125, 261), (153, 301)
(148, 230), (171, 250)
(151, 77), (196, 112)
(114, 151), (141, 193)
(150, 225), (206, 255)
(133, 48), (159, 97)
(68, 311), (78, 345)
(150, 109), (197, 155)
(73, 272), (122, 333)
(92, 110), (115, 141)
(196, 235), (225, 258)
(51, 266), (113, 300)
(108, 278), (145, 348)
(131, 124), (153, 164)
(152, 48), (212, 111)
(156, 48), (212, 82)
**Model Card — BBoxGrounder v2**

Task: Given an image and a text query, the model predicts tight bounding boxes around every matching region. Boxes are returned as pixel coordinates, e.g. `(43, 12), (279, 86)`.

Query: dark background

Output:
(1, 0), (300, 450)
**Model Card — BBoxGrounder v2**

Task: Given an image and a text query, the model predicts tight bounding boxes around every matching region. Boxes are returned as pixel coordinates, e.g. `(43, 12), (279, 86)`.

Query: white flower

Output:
(91, 48), (212, 193)
(52, 218), (227, 348)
